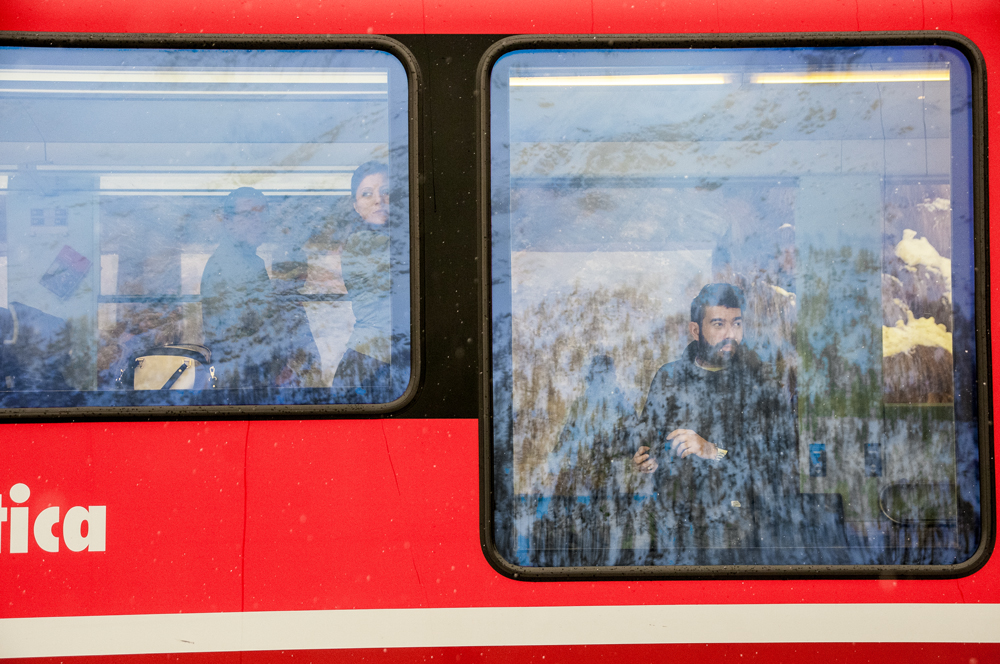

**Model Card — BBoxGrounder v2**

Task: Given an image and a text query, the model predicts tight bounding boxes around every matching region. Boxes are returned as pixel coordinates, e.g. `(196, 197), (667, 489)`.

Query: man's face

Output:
(227, 197), (270, 246)
(690, 305), (743, 367)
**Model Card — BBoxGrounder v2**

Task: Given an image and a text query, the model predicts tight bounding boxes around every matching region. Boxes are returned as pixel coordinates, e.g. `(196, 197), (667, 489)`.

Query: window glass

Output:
(0, 45), (412, 410)
(489, 45), (982, 569)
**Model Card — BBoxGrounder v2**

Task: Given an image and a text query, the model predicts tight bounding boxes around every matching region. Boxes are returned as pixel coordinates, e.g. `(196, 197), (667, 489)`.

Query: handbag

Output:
(127, 344), (216, 390)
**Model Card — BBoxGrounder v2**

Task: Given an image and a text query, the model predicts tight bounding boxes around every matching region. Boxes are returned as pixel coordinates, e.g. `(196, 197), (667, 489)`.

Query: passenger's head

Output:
(688, 283), (745, 368)
(223, 187), (270, 246)
(351, 161), (389, 226)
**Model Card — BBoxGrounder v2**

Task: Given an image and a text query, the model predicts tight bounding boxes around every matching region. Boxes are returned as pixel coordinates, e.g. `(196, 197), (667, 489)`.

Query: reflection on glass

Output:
(200, 187), (323, 389)
(331, 162), (395, 402)
(490, 45), (980, 568)
(0, 46), (411, 408)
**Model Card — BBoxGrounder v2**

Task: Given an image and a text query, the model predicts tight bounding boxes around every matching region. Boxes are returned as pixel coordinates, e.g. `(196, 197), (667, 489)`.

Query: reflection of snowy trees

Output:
(529, 356), (638, 566)
(547, 356), (633, 495)
(511, 280), (694, 490)
(798, 245), (883, 421)
(495, 180), (978, 568)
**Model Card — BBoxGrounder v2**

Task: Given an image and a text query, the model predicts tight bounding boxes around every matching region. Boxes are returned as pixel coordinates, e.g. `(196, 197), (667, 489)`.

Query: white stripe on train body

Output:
(2, 604), (1000, 658)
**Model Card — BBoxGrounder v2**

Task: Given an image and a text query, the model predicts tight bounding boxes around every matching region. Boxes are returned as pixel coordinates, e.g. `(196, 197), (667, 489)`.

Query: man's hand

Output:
(666, 429), (718, 460)
(632, 446), (658, 474)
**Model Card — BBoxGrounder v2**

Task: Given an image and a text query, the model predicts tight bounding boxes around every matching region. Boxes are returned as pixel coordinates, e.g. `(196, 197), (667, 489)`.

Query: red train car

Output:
(0, 0), (997, 661)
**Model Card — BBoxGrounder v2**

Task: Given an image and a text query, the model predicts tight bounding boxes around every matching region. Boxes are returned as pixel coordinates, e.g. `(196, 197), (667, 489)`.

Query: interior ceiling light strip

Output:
(509, 74), (731, 86)
(0, 88), (384, 96)
(100, 172), (353, 190)
(99, 190), (349, 196)
(752, 69), (950, 84)
(509, 69), (950, 87)
(0, 69), (388, 84)
(37, 165), (363, 172)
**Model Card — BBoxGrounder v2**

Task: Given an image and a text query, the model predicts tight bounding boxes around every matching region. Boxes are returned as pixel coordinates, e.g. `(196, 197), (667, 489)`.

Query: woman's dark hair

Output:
(691, 283), (746, 324)
(350, 161), (389, 199)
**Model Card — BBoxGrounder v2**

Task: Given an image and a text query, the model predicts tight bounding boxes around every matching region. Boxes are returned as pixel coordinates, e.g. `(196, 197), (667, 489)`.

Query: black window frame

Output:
(477, 32), (994, 580)
(0, 32), (423, 420)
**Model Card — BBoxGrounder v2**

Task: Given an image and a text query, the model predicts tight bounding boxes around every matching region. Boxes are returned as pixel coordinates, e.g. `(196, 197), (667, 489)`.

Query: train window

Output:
(485, 38), (986, 574)
(0, 41), (416, 414)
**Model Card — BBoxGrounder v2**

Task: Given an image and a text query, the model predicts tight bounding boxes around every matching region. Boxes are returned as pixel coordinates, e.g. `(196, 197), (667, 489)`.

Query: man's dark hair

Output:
(223, 187), (268, 218)
(350, 161), (389, 199)
(691, 283), (746, 325)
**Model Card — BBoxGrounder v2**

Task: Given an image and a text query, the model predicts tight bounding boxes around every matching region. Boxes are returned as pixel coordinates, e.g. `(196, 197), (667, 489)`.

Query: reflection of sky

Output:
(502, 48), (954, 183)
(511, 186), (735, 252)
(0, 99), (389, 177)
(1, 99), (389, 146)
(511, 249), (710, 308)
(0, 48), (402, 166)
(510, 79), (950, 143)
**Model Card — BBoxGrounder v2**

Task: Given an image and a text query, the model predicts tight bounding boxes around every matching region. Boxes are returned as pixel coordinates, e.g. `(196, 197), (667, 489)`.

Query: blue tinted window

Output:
(489, 45), (982, 569)
(0, 46), (412, 410)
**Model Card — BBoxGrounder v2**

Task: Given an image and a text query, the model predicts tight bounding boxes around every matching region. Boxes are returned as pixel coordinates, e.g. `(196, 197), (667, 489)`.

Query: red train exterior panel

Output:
(0, 0), (997, 659)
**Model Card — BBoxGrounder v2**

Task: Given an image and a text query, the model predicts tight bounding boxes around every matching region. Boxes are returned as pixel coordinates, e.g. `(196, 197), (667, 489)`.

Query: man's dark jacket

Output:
(627, 341), (797, 561)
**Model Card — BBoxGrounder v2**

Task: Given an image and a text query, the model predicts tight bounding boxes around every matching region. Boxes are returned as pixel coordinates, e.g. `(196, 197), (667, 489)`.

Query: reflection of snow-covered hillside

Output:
(882, 219), (955, 404)
(511, 250), (710, 313)
(510, 249), (711, 490)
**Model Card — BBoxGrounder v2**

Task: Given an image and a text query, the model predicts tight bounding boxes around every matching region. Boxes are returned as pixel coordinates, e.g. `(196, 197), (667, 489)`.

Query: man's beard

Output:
(697, 333), (740, 366)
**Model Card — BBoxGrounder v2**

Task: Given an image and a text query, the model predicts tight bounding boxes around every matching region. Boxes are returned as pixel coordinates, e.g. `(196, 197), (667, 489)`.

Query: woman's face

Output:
(353, 172), (389, 225)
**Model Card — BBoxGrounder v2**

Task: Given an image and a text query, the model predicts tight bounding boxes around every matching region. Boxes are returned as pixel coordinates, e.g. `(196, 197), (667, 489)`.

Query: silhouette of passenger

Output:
(539, 354), (636, 566)
(201, 187), (319, 389)
(550, 355), (633, 497)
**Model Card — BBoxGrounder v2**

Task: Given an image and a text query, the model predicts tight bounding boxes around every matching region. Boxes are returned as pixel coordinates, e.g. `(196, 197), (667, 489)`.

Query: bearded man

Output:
(627, 283), (796, 564)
